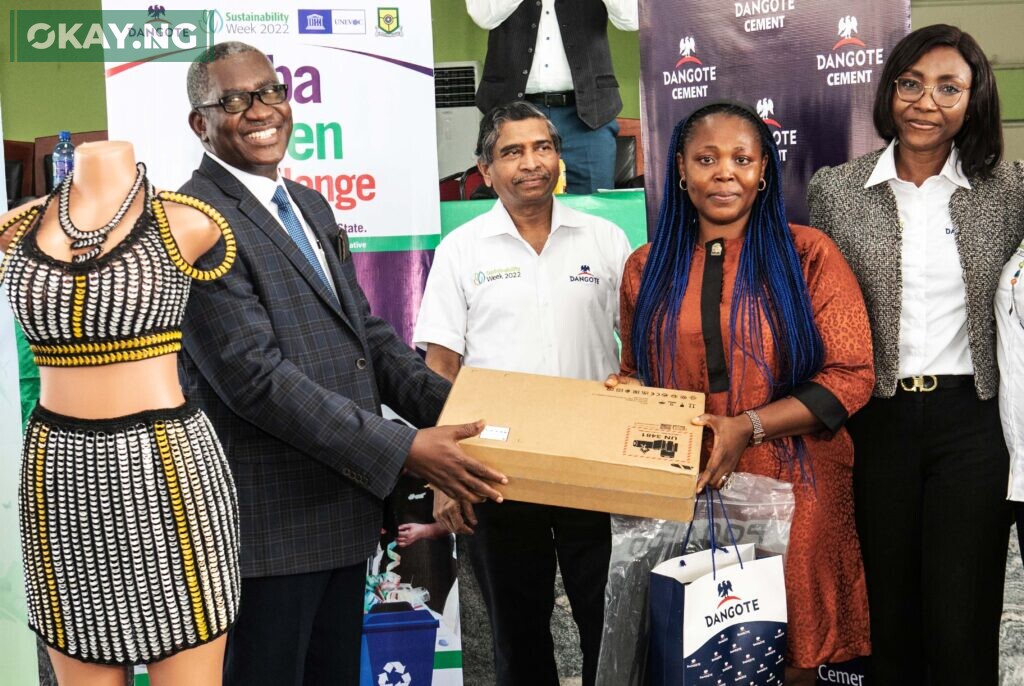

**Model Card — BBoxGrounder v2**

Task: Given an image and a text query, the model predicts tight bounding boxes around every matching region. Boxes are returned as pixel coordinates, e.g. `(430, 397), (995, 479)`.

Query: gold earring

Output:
(757, 178), (767, 191)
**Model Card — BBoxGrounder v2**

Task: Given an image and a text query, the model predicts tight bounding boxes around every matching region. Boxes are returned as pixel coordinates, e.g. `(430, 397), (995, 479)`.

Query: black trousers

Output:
(1017, 502), (1024, 561)
(468, 500), (611, 686)
(847, 388), (1011, 685)
(223, 563), (365, 686)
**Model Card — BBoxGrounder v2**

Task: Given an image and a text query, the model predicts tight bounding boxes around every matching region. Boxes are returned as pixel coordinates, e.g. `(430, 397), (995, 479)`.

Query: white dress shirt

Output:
(864, 140), (973, 377)
(997, 244), (1024, 500)
(466, 0), (638, 94)
(413, 197), (632, 380)
(207, 153), (338, 299)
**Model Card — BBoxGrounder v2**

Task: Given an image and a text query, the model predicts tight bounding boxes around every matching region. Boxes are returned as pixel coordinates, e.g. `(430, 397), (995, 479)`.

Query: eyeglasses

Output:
(894, 77), (969, 108)
(193, 84), (289, 114)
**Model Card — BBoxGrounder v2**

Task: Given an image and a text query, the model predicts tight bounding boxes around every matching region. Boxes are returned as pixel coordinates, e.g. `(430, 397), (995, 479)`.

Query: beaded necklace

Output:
(58, 161), (146, 264)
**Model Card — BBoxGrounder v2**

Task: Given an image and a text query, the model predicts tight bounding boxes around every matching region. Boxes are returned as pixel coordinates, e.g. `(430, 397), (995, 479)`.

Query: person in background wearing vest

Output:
(468, 0), (638, 195)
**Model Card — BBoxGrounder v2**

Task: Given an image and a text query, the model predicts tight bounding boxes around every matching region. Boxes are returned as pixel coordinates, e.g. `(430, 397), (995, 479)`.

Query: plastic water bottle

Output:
(52, 131), (74, 187)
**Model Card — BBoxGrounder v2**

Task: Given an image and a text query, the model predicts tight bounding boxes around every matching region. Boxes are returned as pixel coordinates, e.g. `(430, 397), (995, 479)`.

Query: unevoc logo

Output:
(9, 9), (214, 63)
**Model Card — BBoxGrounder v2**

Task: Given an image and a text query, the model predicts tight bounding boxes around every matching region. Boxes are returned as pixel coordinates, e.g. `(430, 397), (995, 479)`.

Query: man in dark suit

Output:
(179, 41), (506, 686)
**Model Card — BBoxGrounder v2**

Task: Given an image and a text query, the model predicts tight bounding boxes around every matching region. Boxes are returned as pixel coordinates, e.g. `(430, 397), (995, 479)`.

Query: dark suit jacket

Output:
(179, 155), (450, 577)
(808, 150), (1024, 400)
(477, 0), (622, 129)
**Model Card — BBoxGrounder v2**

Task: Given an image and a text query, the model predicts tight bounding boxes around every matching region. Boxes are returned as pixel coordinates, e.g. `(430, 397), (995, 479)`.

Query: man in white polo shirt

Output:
(413, 101), (632, 686)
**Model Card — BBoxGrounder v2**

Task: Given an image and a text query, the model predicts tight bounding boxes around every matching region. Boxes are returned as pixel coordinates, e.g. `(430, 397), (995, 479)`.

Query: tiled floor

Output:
(1002, 527), (1024, 685)
(29, 529), (1024, 685)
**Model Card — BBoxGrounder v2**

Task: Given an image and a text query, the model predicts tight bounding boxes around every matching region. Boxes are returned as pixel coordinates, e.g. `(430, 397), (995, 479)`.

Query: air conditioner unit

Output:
(435, 61), (481, 178)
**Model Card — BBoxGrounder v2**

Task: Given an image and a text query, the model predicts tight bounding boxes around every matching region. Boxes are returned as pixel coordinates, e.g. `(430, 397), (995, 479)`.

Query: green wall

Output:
(0, 2), (1018, 142)
(0, 0), (107, 141)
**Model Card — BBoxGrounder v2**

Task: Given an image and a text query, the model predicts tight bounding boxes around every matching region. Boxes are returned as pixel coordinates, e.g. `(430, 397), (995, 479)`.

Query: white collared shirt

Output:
(206, 153), (338, 298)
(466, 0), (638, 94)
(413, 197), (632, 380)
(864, 140), (972, 377)
(997, 245), (1024, 500)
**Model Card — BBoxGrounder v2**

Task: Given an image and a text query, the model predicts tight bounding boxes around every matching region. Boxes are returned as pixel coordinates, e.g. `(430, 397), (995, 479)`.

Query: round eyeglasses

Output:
(894, 77), (969, 108)
(193, 83), (289, 114)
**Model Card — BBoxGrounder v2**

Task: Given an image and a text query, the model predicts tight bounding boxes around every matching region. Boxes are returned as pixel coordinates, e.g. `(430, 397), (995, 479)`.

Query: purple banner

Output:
(353, 250), (434, 344)
(640, 0), (910, 229)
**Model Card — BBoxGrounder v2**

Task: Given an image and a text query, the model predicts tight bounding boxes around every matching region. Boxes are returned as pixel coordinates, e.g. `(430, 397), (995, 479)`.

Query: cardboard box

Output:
(437, 366), (705, 522)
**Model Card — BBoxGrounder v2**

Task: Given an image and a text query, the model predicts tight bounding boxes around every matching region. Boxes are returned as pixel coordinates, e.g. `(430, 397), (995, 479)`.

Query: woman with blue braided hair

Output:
(608, 101), (873, 683)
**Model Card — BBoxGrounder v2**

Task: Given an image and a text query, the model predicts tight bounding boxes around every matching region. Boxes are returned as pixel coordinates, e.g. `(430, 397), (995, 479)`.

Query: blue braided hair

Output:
(630, 101), (825, 477)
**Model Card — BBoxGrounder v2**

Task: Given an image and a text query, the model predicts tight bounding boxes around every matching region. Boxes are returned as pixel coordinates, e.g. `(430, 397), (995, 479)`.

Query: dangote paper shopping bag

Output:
(648, 543), (787, 685)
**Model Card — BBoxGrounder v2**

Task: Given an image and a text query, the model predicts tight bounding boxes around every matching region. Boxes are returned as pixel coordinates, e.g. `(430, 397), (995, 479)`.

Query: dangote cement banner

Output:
(100, 2), (462, 684)
(640, 0), (910, 227)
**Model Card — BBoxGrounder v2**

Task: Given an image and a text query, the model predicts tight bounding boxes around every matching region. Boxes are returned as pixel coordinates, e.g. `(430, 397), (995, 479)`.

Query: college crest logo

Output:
(376, 7), (401, 36)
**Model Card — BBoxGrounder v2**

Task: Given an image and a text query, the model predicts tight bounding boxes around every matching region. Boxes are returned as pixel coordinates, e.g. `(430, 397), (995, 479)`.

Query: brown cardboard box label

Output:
(623, 423), (698, 472)
(603, 385), (703, 411)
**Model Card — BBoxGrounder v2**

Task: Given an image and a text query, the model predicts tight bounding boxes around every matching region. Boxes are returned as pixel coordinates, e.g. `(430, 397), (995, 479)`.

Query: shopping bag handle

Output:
(679, 488), (745, 578)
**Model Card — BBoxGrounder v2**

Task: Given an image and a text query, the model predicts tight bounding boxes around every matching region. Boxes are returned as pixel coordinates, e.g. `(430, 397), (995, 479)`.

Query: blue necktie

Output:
(271, 186), (337, 302)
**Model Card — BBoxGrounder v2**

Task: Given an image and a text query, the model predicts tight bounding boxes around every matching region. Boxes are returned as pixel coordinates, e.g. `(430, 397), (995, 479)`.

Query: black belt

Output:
(524, 91), (575, 107)
(896, 374), (974, 392)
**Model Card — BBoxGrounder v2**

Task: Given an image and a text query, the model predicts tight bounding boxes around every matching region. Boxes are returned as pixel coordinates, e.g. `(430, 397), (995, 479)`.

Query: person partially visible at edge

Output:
(610, 100), (874, 686)
(178, 41), (506, 686)
(808, 24), (1024, 685)
(468, 0), (638, 194)
(413, 101), (632, 685)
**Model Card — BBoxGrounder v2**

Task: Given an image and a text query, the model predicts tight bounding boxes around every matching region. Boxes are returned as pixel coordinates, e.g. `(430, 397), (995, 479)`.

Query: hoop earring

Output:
(757, 178), (767, 191)
(679, 179), (687, 191)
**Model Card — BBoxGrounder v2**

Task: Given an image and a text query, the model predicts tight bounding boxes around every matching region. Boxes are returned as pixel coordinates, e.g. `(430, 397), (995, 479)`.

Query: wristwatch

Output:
(743, 409), (766, 446)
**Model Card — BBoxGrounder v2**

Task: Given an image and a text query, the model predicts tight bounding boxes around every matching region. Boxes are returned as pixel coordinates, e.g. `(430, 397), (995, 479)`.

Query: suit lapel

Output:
(198, 157), (354, 329)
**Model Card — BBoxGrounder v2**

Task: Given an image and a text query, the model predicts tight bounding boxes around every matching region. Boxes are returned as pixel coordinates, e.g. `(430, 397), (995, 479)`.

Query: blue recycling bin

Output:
(360, 601), (439, 686)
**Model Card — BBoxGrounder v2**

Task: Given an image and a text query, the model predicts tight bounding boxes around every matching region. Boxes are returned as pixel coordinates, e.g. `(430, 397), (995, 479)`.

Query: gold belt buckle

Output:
(899, 375), (938, 392)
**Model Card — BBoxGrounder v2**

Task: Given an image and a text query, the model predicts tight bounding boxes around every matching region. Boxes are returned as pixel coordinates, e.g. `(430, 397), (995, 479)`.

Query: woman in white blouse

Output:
(808, 24), (1024, 685)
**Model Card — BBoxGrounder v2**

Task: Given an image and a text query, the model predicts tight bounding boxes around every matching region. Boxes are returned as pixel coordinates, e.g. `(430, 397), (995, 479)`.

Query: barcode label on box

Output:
(480, 425), (510, 442)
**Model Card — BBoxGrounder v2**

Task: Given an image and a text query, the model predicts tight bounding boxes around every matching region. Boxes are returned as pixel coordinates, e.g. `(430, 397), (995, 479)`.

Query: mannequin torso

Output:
(0, 141), (222, 417)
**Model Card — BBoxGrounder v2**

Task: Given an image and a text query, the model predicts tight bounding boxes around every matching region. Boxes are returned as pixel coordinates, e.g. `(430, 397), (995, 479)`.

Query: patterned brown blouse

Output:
(620, 224), (874, 667)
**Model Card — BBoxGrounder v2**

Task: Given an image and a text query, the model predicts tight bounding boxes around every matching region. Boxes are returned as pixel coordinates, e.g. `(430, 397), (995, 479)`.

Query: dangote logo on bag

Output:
(704, 579), (761, 627)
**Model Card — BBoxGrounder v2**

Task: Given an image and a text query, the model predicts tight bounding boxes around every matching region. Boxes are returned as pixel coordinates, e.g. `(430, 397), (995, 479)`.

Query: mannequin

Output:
(0, 141), (239, 686)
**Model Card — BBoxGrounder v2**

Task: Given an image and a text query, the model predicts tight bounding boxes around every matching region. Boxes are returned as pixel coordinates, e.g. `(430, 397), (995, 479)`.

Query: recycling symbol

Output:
(377, 661), (412, 686)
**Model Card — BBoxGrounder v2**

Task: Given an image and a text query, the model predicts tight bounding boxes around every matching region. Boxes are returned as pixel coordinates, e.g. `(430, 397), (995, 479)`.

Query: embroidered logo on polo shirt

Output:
(570, 264), (600, 284)
(473, 266), (522, 285)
